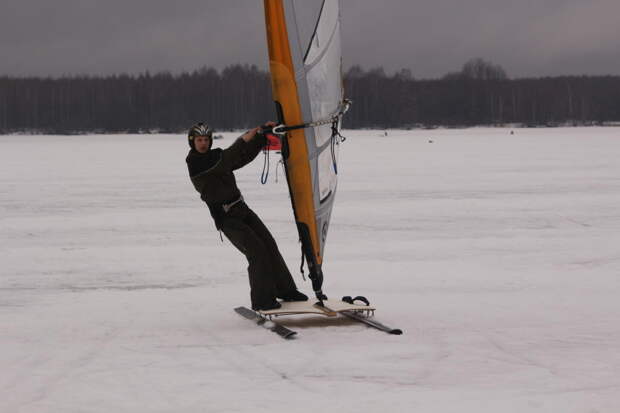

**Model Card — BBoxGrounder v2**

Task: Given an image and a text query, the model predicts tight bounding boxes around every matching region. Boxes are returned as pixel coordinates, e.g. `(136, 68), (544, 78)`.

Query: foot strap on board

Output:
(342, 295), (370, 306)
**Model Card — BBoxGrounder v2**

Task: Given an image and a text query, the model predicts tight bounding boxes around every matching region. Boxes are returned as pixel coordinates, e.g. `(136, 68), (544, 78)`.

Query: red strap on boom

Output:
(264, 132), (282, 151)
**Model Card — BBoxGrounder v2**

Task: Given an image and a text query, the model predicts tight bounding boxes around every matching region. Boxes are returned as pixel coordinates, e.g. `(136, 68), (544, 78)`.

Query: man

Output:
(185, 122), (308, 311)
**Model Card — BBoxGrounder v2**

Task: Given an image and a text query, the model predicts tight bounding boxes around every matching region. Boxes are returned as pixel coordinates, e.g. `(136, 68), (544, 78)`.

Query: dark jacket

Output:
(186, 134), (266, 227)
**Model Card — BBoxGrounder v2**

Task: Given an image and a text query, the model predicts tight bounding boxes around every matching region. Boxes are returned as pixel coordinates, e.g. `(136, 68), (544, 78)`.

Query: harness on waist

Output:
(212, 195), (244, 214)
(222, 195), (244, 213)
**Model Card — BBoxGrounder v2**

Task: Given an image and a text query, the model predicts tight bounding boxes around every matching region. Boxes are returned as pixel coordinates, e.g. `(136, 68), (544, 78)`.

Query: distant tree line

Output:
(1, 59), (620, 134)
(346, 58), (620, 128)
(0, 65), (273, 134)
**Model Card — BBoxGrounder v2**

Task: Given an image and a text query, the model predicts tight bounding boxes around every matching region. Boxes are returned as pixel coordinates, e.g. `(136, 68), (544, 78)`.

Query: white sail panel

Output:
(291, 0), (324, 55)
(286, 0), (343, 256)
(317, 143), (337, 202)
(304, 0), (342, 211)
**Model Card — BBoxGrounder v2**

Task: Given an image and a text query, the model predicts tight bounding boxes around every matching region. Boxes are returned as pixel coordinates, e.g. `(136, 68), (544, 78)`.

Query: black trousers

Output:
(219, 202), (297, 307)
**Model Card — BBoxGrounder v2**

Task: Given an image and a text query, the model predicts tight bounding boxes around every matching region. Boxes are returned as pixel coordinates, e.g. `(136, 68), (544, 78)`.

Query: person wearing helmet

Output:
(185, 122), (308, 311)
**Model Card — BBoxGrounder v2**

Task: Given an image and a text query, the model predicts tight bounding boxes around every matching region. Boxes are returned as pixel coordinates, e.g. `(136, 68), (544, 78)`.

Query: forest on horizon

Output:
(1, 58), (619, 134)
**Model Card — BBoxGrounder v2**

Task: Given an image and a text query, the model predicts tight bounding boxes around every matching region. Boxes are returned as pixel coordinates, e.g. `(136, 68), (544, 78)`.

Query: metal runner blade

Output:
(341, 310), (403, 335)
(234, 306), (297, 339)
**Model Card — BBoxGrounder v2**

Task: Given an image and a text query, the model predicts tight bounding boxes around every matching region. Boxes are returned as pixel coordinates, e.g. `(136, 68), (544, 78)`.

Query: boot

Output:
(252, 300), (282, 311)
(277, 290), (308, 302)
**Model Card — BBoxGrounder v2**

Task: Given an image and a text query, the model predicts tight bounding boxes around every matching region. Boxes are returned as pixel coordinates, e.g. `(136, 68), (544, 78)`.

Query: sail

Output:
(263, 0), (346, 298)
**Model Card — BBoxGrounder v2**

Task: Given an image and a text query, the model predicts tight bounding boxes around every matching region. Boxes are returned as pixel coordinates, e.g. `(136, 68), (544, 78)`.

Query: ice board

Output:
(258, 299), (375, 317)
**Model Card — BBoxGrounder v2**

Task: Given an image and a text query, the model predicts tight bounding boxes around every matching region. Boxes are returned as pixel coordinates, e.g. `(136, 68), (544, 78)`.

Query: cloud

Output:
(1, 0), (618, 78)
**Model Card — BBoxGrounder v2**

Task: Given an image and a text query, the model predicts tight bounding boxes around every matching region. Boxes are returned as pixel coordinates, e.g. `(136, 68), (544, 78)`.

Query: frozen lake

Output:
(2, 127), (620, 412)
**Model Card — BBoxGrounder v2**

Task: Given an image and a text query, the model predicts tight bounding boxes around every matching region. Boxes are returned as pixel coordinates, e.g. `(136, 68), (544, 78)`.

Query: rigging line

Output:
(275, 158), (284, 183)
(260, 141), (270, 184)
(330, 116), (347, 174)
(270, 99), (351, 135)
(299, 246), (306, 281)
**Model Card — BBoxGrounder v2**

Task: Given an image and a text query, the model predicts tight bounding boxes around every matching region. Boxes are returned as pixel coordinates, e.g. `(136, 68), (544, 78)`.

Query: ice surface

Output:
(2, 128), (620, 412)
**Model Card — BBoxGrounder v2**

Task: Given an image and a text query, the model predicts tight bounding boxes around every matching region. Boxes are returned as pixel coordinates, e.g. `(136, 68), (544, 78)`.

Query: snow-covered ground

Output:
(2, 128), (620, 413)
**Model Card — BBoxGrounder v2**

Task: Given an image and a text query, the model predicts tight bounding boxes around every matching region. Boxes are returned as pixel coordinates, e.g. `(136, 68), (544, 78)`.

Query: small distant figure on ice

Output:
(185, 122), (308, 311)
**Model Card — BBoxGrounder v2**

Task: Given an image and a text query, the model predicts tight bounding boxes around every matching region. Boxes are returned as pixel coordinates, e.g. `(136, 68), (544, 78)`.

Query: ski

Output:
(341, 310), (403, 335)
(234, 306), (297, 339)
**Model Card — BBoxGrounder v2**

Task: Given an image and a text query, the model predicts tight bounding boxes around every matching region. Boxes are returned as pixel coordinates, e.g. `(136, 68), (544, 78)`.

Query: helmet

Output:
(188, 122), (213, 150)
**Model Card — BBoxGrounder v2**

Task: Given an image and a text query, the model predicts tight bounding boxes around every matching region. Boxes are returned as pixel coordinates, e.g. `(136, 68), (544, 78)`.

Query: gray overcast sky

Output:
(1, 0), (619, 78)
